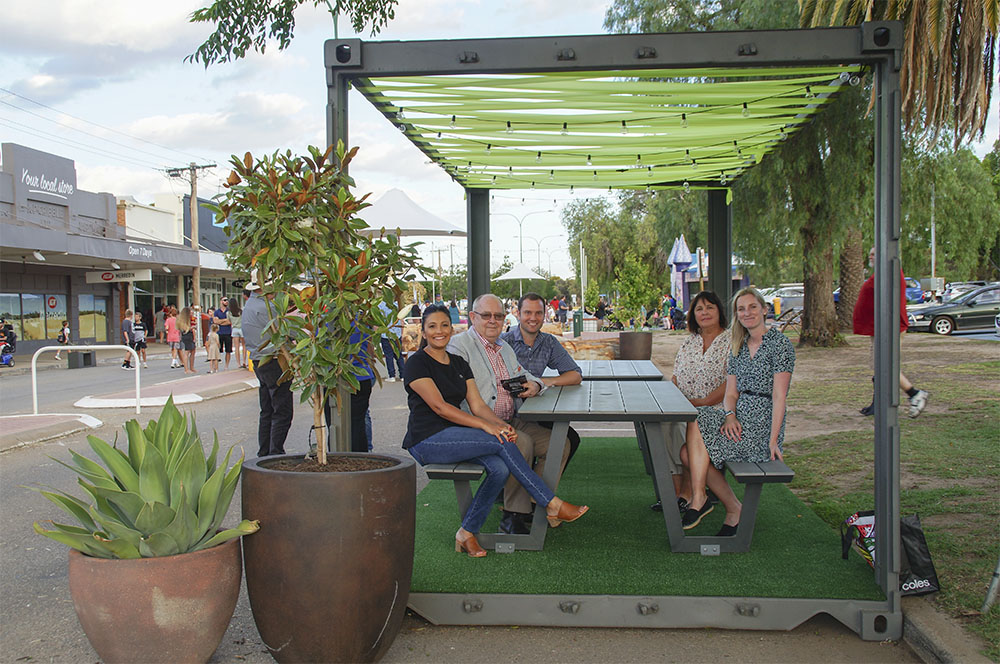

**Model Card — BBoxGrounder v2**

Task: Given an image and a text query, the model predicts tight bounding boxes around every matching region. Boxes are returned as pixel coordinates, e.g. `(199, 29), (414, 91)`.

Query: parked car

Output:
(764, 285), (804, 314)
(904, 277), (925, 303)
(942, 280), (988, 302)
(995, 312), (1000, 338)
(907, 284), (1000, 335)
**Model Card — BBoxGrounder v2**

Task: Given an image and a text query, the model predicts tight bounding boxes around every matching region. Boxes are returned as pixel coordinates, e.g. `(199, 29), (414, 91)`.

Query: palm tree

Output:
(800, 0), (997, 147)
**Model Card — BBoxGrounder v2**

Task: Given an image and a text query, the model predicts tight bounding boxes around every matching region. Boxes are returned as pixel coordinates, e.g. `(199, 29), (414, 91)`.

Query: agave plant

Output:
(32, 397), (259, 559)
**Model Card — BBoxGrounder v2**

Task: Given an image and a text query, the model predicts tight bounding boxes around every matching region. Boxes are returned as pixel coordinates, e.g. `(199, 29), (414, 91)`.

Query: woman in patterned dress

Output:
(658, 291), (729, 513)
(681, 287), (795, 535)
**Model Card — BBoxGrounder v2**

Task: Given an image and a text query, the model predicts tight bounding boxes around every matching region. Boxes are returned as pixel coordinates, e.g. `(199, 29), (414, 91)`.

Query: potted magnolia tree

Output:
(212, 143), (423, 663)
(31, 397), (258, 664)
(611, 249), (659, 360)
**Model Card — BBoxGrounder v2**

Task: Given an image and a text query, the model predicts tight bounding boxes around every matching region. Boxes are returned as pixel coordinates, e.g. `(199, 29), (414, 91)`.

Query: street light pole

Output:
(491, 210), (553, 265)
(526, 234), (563, 271)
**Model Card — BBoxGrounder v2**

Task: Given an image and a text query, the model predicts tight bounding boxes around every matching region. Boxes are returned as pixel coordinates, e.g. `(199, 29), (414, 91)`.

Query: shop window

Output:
(94, 297), (108, 342)
(21, 294), (45, 340)
(45, 294), (67, 339)
(0, 293), (21, 339)
(78, 294), (95, 338)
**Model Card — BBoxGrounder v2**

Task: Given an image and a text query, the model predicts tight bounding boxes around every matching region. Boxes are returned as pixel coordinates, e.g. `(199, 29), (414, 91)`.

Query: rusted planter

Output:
(242, 453), (416, 663)
(619, 330), (653, 360)
(68, 536), (242, 664)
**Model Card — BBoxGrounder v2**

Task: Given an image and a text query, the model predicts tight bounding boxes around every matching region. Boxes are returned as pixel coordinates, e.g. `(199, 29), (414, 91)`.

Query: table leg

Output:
(475, 421), (569, 553)
(635, 422), (661, 502)
(640, 421), (687, 549)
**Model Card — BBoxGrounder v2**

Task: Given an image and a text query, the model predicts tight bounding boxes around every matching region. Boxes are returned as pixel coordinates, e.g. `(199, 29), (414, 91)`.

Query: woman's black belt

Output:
(741, 390), (772, 399)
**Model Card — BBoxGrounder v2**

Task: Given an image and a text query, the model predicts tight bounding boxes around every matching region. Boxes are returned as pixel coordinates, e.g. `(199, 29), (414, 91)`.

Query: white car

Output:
(995, 312), (1000, 337)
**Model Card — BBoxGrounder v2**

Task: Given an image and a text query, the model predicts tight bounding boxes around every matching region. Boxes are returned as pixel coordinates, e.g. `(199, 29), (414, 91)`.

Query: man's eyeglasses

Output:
(473, 311), (504, 320)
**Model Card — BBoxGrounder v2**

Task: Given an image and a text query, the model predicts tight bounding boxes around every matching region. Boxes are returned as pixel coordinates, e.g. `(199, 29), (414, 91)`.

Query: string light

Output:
(645, 184), (650, 192)
(485, 144), (492, 155)
(593, 170), (598, 181)
(536, 151), (542, 163)
(561, 122), (568, 135)
(530, 182), (535, 190)
(570, 185), (575, 195)
(450, 115), (456, 128)
(436, 132), (442, 138)
(647, 166), (652, 177)
(680, 113), (688, 128)
(549, 169), (555, 180)
(492, 175), (497, 184)
(742, 102), (750, 118)
(620, 120), (628, 134)
(804, 86), (815, 99)
(683, 181), (691, 194)
(635, 154), (642, 167)
(586, 155), (592, 166)
(720, 173), (728, 185)
(779, 127), (788, 141)
(506, 121), (513, 134)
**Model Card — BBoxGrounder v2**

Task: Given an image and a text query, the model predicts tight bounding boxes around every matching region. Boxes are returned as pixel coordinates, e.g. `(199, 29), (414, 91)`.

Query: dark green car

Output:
(908, 284), (1000, 335)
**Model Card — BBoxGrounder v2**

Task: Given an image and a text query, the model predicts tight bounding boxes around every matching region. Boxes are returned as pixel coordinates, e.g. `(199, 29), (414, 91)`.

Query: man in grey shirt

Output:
(243, 281), (292, 457)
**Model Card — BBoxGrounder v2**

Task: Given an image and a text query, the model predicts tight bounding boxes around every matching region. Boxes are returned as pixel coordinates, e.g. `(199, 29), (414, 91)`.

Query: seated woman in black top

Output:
(403, 304), (589, 558)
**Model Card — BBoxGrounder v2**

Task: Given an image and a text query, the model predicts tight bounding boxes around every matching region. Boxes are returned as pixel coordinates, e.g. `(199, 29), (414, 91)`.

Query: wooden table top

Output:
(543, 359), (663, 381)
(518, 380), (695, 423)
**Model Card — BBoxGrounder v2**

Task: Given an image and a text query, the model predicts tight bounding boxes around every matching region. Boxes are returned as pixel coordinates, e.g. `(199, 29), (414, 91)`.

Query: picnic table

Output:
(543, 359), (663, 381)
(474, 380), (696, 552)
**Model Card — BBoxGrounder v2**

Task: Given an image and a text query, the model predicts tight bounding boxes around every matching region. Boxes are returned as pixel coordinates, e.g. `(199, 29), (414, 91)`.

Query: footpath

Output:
(0, 343), (257, 451)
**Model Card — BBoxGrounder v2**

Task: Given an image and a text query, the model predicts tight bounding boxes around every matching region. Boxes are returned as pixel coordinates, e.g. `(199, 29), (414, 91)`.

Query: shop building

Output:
(1, 143), (242, 355)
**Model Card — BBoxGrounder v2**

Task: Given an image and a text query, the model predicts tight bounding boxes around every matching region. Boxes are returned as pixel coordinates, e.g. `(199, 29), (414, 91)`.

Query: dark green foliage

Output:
(186, 0), (398, 66)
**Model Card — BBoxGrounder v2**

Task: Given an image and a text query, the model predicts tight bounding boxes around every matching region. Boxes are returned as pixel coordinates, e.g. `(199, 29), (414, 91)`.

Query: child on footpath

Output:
(207, 323), (221, 373)
(132, 312), (149, 369)
(54, 320), (70, 360)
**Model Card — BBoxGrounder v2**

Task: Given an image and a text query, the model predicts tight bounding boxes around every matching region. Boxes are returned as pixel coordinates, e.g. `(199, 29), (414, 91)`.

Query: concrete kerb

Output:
(0, 413), (103, 452)
(902, 596), (993, 663)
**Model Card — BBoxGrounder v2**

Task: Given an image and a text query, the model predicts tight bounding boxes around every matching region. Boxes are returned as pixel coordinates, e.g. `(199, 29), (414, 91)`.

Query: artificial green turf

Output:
(412, 437), (884, 600)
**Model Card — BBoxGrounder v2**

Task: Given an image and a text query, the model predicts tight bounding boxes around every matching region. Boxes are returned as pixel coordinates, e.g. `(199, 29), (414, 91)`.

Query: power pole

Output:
(167, 162), (215, 344)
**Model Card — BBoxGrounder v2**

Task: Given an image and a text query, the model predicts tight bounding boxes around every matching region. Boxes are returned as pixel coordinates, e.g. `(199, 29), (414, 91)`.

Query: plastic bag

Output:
(841, 511), (940, 596)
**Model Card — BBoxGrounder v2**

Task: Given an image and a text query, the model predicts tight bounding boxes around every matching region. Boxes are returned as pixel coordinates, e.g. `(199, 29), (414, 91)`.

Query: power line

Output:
(0, 87), (213, 164)
(0, 117), (165, 171)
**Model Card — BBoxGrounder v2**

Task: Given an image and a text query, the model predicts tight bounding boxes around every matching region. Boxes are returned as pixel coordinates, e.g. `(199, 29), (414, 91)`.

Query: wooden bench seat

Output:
(423, 462), (484, 518)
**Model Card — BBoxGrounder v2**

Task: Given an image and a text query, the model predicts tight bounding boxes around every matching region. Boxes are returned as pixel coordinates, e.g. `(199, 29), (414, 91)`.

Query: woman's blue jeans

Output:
(409, 426), (555, 534)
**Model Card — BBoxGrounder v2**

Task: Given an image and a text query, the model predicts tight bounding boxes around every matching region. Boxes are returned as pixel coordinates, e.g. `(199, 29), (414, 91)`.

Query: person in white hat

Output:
(242, 270), (292, 457)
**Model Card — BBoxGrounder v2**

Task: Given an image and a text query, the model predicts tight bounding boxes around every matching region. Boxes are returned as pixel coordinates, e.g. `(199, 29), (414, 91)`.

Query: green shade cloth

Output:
(356, 66), (863, 192)
(411, 437), (883, 600)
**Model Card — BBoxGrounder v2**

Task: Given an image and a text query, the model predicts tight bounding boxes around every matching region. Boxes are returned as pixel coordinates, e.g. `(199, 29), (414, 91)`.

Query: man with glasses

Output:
(448, 294), (568, 535)
(213, 297), (233, 370)
(501, 292), (583, 468)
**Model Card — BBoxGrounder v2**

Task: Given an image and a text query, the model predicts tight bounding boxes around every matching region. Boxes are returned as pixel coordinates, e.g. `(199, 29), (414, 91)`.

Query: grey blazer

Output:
(447, 329), (541, 416)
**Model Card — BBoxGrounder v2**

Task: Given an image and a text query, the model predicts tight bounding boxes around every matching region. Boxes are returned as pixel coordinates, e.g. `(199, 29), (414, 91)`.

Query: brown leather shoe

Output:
(455, 533), (487, 558)
(546, 500), (589, 528)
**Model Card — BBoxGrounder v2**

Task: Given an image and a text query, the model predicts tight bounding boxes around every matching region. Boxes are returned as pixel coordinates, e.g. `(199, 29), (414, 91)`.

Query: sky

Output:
(2, 1), (996, 281)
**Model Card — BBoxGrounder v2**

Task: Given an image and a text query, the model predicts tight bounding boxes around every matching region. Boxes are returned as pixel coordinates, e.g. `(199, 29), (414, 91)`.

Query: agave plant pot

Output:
(68, 536), (242, 664)
(242, 453), (416, 663)
(619, 330), (653, 360)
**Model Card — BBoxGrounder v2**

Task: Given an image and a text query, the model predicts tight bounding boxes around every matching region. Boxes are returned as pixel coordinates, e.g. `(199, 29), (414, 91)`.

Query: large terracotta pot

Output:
(68, 536), (242, 664)
(619, 330), (653, 360)
(242, 453), (416, 663)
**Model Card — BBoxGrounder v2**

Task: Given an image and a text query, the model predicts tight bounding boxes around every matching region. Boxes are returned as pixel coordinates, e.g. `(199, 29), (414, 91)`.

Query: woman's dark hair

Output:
(686, 290), (727, 334)
(449, 300), (457, 308)
(228, 298), (241, 316)
(418, 304), (452, 349)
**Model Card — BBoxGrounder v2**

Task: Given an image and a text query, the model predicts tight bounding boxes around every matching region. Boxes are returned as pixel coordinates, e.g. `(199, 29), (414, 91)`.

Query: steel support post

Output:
(466, 189), (490, 303)
(871, 25), (903, 627)
(707, 189), (732, 306)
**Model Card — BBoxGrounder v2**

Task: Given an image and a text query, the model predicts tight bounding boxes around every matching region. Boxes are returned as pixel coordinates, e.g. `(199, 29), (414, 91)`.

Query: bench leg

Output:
(453, 480), (473, 521)
(732, 482), (763, 551)
(641, 421), (687, 549)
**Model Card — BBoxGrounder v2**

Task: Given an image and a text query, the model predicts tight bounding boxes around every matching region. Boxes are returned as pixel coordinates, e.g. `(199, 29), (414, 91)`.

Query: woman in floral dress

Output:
(656, 291), (729, 513)
(681, 287), (795, 535)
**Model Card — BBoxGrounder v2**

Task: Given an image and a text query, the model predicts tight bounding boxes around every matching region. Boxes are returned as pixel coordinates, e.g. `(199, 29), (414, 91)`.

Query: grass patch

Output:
(785, 397), (1000, 658)
(412, 438), (883, 601)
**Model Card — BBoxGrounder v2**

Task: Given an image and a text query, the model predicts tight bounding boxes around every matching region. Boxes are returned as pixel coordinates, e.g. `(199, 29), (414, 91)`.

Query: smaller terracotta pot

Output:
(68, 537), (242, 664)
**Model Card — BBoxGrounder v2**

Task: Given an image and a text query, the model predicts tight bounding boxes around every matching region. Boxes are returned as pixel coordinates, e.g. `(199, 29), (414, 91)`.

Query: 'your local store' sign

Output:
(85, 269), (152, 284)
(21, 168), (75, 200)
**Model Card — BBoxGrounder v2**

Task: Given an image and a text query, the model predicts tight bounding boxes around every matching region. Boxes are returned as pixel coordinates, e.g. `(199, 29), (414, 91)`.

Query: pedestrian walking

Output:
(207, 324), (221, 373)
(166, 306), (181, 368)
(177, 306), (197, 374)
(54, 320), (70, 360)
(121, 309), (134, 369)
(132, 312), (149, 368)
